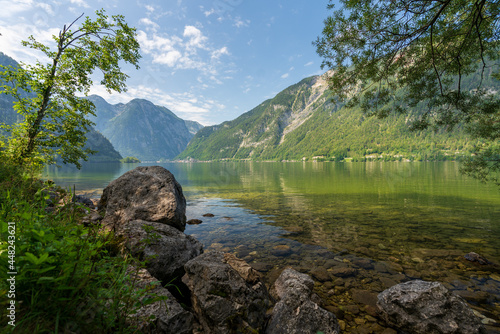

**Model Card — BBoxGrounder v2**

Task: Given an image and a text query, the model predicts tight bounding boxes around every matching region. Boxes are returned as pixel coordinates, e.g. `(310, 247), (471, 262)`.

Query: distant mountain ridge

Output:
(87, 95), (203, 161)
(1, 52), (204, 163)
(178, 71), (499, 161)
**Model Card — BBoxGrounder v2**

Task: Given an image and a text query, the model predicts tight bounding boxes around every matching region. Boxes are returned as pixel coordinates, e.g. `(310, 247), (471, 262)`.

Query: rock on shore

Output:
(377, 280), (485, 334)
(98, 166), (187, 231)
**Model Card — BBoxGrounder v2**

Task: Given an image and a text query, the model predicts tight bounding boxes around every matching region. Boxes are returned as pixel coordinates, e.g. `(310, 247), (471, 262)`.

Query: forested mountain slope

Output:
(178, 72), (498, 162)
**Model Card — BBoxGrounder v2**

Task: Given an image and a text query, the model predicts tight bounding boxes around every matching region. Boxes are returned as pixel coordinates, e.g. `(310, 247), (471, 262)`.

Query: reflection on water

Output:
(45, 161), (500, 331)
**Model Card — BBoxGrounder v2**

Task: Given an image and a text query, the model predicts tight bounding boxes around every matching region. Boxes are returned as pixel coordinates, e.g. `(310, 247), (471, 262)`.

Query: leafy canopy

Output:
(0, 9), (141, 168)
(315, 0), (500, 184)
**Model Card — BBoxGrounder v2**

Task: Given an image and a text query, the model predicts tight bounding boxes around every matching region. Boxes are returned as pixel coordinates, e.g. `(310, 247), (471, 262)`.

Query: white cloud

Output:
(233, 17), (250, 28)
(305, 61), (314, 66)
(137, 30), (179, 54)
(281, 73), (289, 79)
(145, 5), (155, 12)
(36, 2), (54, 16)
(183, 25), (207, 51)
(0, 0), (33, 18)
(69, 0), (89, 8)
(204, 8), (216, 17)
(154, 50), (182, 67)
(139, 18), (160, 31)
(137, 27), (230, 80)
(0, 21), (61, 64)
(211, 46), (229, 59)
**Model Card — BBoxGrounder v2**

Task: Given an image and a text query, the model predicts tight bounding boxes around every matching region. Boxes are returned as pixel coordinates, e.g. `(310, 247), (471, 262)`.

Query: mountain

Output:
(87, 95), (203, 161)
(84, 128), (123, 162)
(184, 120), (205, 136)
(0, 52), (122, 163)
(178, 73), (498, 162)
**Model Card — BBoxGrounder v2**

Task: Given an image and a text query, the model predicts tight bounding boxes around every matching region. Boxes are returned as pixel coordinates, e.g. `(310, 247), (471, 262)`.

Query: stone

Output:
(352, 258), (374, 270)
(187, 219), (203, 225)
(81, 211), (102, 226)
(377, 280), (485, 334)
(464, 252), (492, 265)
(127, 267), (195, 334)
(331, 267), (358, 278)
(266, 268), (340, 334)
(310, 267), (331, 282)
(271, 268), (315, 300)
(251, 262), (274, 272)
(271, 245), (292, 257)
(202, 213), (215, 217)
(223, 253), (262, 284)
(182, 251), (270, 334)
(379, 276), (398, 289)
(118, 220), (203, 284)
(73, 194), (95, 209)
(99, 166), (187, 231)
(352, 289), (378, 307)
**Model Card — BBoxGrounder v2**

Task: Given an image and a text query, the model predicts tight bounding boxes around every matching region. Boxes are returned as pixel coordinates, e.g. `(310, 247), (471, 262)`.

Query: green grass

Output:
(0, 159), (164, 333)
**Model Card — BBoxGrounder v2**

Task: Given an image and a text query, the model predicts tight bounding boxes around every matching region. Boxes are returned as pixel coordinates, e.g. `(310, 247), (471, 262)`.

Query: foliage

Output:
(314, 0), (500, 183)
(177, 75), (486, 162)
(0, 160), (165, 333)
(121, 156), (141, 163)
(0, 10), (140, 169)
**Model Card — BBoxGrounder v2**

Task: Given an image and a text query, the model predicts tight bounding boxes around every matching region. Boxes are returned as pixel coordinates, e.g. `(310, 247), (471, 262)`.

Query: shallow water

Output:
(45, 161), (500, 332)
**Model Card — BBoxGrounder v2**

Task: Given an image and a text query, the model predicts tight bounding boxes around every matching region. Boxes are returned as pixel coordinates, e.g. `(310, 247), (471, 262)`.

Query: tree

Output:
(0, 9), (140, 168)
(315, 0), (500, 184)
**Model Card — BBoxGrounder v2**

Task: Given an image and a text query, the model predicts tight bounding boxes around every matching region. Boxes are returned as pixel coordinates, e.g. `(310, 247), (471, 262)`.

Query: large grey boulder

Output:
(266, 268), (340, 334)
(377, 280), (485, 334)
(99, 166), (187, 231)
(182, 251), (271, 334)
(118, 220), (203, 284)
(127, 267), (196, 334)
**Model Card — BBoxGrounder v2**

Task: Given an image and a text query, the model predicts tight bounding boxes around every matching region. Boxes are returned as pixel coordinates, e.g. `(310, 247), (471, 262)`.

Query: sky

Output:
(0, 0), (332, 125)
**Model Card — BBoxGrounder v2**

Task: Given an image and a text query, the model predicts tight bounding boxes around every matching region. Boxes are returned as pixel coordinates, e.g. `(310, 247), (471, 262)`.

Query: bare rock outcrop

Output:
(118, 219), (203, 284)
(128, 267), (196, 334)
(98, 166), (187, 231)
(377, 280), (485, 334)
(182, 251), (271, 334)
(266, 268), (340, 334)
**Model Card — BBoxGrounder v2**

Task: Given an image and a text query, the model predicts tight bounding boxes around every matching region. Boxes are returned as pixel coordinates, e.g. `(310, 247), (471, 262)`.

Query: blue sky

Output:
(0, 0), (331, 125)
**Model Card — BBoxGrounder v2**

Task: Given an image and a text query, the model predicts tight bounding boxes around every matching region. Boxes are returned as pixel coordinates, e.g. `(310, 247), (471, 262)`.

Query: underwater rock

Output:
(331, 267), (358, 278)
(99, 166), (187, 231)
(202, 213), (215, 217)
(271, 245), (292, 257)
(310, 267), (331, 282)
(377, 280), (485, 334)
(464, 252), (492, 265)
(187, 219), (203, 225)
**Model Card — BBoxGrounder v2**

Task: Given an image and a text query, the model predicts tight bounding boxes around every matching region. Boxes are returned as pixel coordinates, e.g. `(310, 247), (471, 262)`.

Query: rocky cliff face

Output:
(178, 76), (330, 160)
(87, 95), (203, 161)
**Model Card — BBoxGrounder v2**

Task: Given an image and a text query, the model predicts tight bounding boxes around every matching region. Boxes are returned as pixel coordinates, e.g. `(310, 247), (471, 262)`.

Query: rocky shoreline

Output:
(80, 166), (494, 333)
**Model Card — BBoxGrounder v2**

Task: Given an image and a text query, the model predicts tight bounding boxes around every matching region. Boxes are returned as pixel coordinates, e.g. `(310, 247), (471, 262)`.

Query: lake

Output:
(44, 161), (500, 332)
